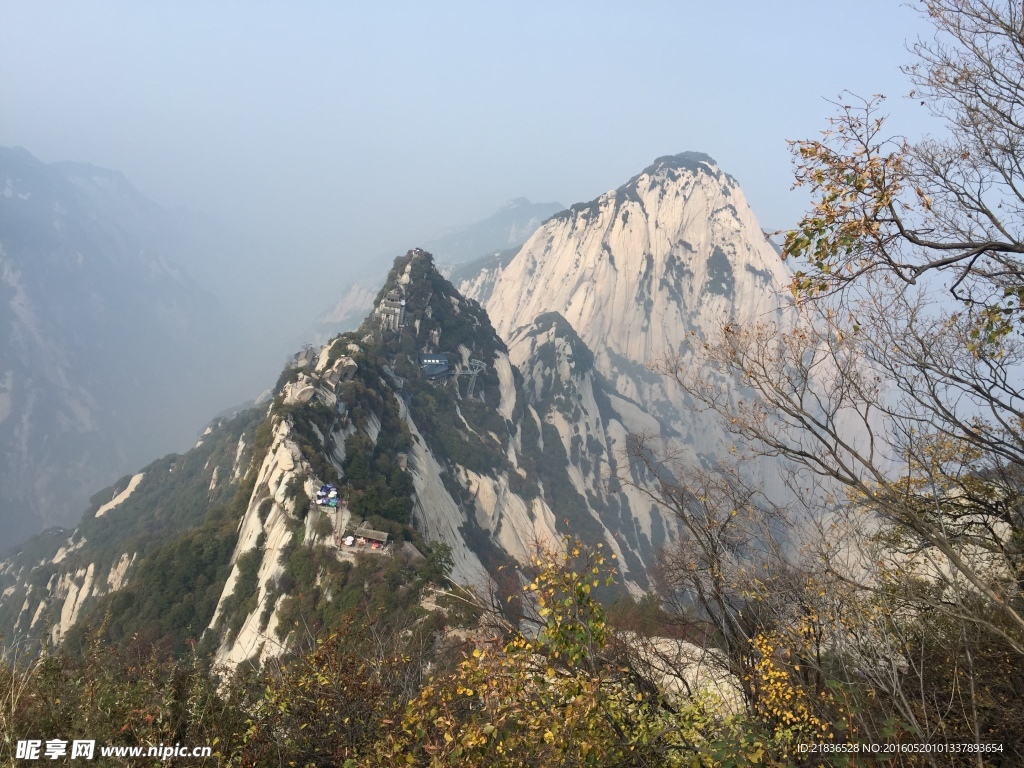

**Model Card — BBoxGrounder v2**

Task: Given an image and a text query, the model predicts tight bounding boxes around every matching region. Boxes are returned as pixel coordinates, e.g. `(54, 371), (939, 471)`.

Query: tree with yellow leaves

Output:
(785, 1), (1024, 345)
(374, 537), (788, 767)
(647, 2), (1024, 761)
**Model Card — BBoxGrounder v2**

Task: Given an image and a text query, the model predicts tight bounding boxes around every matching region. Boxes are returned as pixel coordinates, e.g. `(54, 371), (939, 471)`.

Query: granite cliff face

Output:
(460, 153), (793, 486)
(505, 312), (671, 583)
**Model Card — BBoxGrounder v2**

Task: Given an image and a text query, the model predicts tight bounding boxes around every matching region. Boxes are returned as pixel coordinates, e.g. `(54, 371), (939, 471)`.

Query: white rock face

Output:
(402, 399), (490, 588)
(209, 419), (301, 667)
(459, 466), (560, 566)
(106, 553), (135, 592)
(231, 434), (248, 481)
(494, 352), (517, 422)
(482, 154), (789, 355)
(51, 536), (85, 565)
(94, 473), (145, 517)
(464, 153), (794, 492)
(505, 313), (673, 590)
(52, 563), (95, 643)
(213, 502), (293, 667)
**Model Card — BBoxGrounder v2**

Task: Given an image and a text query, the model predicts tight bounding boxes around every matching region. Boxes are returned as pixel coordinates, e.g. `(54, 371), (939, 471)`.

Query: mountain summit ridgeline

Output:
(460, 152), (792, 489)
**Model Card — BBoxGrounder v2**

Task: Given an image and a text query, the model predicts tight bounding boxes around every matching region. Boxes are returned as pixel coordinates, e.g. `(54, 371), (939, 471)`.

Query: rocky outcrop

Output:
(94, 473), (145, 518)
(461, 153), (795, 496)
(208, 420), (304, 666)
(506, 312), (671, 590)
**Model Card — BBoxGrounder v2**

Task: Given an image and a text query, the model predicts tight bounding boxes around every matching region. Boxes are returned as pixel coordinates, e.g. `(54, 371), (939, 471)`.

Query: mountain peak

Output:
(644, 151), (718, 174)
(462, 151), (791, 438)
(362, 249), (507, 387)
(499, 197), (534, 210)
(619, 151), (734, 196)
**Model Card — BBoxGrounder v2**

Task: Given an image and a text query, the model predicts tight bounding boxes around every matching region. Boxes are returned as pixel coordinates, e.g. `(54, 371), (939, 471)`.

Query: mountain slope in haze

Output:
(459, 152), (793, 484)
(315, 282), (378, 339)
(447, 246), (521, 309)
(422, 197), (564, 265)
(0, 146), (249, 546)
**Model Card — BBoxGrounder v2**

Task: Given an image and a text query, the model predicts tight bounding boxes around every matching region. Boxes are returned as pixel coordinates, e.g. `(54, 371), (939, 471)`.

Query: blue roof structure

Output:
(418, 353), (450, 378)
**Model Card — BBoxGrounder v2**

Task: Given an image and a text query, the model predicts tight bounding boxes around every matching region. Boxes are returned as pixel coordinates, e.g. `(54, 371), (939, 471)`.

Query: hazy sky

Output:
(2, 1), (935, 280)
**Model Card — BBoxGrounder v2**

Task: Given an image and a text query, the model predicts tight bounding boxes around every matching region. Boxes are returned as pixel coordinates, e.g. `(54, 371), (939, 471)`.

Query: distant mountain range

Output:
(421, 197), (564, 265)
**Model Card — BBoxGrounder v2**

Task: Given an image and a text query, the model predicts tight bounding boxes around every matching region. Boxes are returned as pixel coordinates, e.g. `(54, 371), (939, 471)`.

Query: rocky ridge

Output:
(0, 250), (670, 663)
(460, 152), (793, 489)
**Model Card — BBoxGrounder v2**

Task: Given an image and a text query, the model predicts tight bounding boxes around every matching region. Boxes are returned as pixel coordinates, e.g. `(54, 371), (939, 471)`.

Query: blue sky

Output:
(1, 1), (935, 277)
